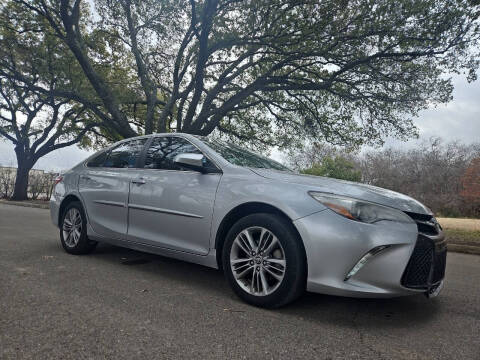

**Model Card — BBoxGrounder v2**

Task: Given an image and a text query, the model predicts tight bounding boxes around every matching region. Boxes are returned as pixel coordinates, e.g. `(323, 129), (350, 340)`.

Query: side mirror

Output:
(173, 153), (206, 173)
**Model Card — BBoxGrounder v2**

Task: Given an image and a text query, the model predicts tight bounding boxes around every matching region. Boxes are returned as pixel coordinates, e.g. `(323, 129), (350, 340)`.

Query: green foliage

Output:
(1, 0), (480, 151)
(301, 156), (362, 182)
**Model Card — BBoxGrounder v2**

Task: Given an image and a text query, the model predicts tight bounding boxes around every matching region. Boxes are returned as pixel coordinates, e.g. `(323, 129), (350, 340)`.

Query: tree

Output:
(0, 3), (100, 199)
(301, 156), (362, 182)
(358, 139), (480, 216)
(458, 158), (480, 217)
(288, 138), (480, 217)
(0, 78), (98, 200)
(287, 141), (357, 170)
(95, 0), (180, 134)
(11, 0), (480, 150)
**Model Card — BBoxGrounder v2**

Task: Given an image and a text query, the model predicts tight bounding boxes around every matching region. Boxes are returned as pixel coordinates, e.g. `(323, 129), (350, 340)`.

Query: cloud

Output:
(381, 75), (480, 149)
(418, 77), (480, 140)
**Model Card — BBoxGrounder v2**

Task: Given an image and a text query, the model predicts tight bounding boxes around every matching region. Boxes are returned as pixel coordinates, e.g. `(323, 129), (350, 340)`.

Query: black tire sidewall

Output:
(60, 201), (96, 254)
(222, 213), (306, 308)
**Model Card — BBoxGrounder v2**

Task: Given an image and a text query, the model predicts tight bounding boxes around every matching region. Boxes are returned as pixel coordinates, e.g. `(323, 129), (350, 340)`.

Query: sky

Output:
(0, 74), (479, 171)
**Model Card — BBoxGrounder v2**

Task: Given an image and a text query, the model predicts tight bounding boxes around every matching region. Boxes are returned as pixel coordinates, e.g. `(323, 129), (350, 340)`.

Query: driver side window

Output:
(144, 137), (213, 171)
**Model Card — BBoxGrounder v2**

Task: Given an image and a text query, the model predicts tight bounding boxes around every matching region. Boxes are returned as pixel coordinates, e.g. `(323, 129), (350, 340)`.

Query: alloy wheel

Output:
(62, 208), (82, 247)
(230, 226), (286, 296)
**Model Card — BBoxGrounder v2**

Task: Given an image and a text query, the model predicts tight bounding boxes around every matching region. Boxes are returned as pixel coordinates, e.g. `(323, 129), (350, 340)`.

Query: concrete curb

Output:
(0, 200), (49, 210)
(447, 243), (480, 256)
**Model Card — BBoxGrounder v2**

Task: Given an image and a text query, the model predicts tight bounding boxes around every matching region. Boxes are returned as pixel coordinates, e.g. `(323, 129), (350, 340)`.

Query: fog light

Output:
(344, 245), (390, 281)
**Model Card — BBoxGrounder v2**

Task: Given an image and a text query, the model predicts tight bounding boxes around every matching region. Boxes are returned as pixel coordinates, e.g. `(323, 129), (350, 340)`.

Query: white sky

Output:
(1, 75), (479, 171)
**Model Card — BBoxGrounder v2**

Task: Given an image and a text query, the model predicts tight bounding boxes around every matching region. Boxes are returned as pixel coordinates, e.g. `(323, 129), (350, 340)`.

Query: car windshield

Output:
(198, 137), (292, 171)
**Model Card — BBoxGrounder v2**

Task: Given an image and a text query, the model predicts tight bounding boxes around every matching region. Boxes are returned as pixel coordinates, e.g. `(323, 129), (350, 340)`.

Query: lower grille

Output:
(432, 250), (447, 283)
(401, 235), (447, 289)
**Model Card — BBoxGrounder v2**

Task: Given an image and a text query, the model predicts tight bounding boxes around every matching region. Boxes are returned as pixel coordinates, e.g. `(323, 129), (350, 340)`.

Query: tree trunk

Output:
(11, 164), (31, 200)
(11, 146), (34, 201)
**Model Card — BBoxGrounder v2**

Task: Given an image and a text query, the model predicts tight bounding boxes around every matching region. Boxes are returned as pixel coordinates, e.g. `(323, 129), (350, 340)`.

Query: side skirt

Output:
(87, 229), (219, 269)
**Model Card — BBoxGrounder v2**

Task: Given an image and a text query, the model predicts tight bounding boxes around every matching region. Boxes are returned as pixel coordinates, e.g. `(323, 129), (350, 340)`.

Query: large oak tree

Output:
(0, 2), (103, 199)
(12, 0), (477, 149)
(1, 0), (479, 184)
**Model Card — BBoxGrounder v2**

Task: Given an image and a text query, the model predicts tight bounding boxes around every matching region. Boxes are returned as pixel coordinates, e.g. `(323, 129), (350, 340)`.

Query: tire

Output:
(60, 201), (97, 255)
(222, 213), (307, 308)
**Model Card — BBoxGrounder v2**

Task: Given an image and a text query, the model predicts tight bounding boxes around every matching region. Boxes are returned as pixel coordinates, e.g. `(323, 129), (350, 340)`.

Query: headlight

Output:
(309, 192), (414, 224)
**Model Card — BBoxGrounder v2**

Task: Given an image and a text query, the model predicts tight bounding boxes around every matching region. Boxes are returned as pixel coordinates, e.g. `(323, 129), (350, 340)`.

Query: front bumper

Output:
(401, 233), (447, 292)
(293, 209), (446, 298)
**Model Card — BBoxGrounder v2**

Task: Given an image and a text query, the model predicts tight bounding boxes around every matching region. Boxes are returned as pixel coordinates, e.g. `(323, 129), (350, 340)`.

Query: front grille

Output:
(401, 212), (447, 290)
(404, 211), (441, 236)
(401, 237), (434, 287)
(432, 250), (447, 283)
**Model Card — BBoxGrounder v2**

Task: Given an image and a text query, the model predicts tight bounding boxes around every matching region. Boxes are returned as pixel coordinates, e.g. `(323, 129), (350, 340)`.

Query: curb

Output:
(447, 243), (480, 256)
(0, 200), (49, 210)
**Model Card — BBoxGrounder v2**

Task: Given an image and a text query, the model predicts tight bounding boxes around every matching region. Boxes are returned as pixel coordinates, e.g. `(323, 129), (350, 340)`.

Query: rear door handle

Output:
(132, 178), (146, 185)
(80, 175), (91, 180)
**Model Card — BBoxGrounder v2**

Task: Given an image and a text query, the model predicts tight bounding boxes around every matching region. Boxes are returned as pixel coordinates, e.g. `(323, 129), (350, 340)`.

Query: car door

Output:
(78, 138), (147, 240)
(127, 136), (222, 255)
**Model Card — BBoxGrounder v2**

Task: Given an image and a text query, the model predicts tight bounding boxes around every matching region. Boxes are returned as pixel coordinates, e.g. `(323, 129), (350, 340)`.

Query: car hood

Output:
(250, 168), (432, 215)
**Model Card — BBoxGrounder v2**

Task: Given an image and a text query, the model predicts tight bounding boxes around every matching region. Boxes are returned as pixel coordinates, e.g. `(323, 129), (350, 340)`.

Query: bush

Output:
(0, 167), (57, 200)
(301, 156), (362, 182)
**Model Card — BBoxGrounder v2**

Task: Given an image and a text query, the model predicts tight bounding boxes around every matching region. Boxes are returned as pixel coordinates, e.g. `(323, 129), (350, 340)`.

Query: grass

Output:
(437, 217), (480, 231)
(437, 218), (480, 255)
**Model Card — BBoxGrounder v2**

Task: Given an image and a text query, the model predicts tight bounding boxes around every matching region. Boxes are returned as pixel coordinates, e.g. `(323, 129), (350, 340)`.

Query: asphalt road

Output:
(1, 204), (479, 359)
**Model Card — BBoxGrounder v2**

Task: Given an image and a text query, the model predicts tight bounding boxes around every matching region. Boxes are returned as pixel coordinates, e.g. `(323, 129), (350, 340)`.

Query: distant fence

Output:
(0, 167), (58, 200)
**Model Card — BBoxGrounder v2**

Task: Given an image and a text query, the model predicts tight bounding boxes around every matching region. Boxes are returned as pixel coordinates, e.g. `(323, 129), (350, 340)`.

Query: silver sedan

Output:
(50, 133), (446, 307)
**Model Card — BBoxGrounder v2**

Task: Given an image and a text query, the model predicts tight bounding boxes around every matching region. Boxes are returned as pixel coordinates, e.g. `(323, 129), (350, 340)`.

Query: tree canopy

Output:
(0, 1), (103, 198)
(1, 0), (480, 152)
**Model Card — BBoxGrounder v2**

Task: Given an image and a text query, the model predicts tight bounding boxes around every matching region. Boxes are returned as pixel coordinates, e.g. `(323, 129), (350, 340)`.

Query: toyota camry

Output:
(50, 133), (446, 308)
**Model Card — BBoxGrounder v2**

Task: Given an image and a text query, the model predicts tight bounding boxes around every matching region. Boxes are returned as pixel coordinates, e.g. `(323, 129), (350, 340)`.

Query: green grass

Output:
(445, 229), (480, 255)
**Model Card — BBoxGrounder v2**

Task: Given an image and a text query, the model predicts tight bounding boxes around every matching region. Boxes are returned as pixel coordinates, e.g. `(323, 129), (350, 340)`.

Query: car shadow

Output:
(71, 242), (442, 329)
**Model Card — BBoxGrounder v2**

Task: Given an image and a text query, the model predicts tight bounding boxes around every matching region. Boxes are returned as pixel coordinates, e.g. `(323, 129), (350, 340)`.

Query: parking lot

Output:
(1, 203), (479, 359)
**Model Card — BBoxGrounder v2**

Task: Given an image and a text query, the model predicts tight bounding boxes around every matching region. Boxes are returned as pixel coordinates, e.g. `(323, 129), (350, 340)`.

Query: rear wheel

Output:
(60, 201), (97, 255)
(222, 213), (306, 308)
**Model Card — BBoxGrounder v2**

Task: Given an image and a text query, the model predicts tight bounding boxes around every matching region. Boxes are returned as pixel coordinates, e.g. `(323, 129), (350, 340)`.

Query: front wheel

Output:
(60, 201), (97, 255)
(222, 213), (307, 308)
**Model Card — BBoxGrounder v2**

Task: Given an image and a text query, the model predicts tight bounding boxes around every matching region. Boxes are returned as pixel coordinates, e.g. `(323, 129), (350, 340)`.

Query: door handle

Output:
(132, 178), (146, 185)
(80, 175), (91, 180)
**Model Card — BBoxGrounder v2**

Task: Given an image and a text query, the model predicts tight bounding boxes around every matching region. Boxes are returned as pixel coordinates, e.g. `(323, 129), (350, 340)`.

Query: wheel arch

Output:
(214, 202), (305, 269)
(58, 194), (83, 225)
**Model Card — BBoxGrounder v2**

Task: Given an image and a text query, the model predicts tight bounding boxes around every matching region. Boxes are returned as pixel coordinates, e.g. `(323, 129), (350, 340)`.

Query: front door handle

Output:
(132, 178), (146, 185)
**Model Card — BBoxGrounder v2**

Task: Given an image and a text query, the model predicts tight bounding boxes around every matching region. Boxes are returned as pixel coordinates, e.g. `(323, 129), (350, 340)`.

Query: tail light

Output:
(54, 175), (63, 186)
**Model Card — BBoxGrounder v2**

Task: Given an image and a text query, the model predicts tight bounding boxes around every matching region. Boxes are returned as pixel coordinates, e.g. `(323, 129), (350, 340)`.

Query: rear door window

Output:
(103, 139), (147, 168)
(86, 151), (108, 168)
